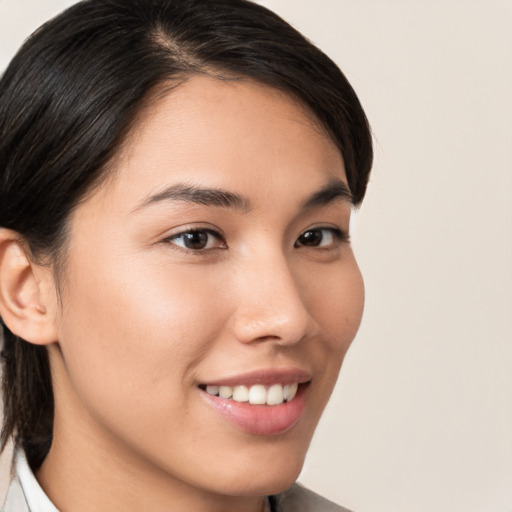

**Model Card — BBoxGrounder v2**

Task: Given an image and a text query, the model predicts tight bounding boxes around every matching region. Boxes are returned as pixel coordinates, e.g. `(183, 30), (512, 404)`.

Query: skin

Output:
(6, 77), (365, 512)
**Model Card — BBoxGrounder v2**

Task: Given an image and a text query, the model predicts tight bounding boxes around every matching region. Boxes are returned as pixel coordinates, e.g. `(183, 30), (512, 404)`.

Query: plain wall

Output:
(1, 1), (511, 511)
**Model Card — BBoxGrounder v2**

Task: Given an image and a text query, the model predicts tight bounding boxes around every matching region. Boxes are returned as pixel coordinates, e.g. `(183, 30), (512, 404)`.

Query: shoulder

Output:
(271, 483), (353, 512)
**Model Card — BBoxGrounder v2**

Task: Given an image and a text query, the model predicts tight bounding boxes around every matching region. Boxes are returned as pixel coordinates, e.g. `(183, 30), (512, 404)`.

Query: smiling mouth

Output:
(198, 382), (308, 406)
(198, 375), (311, 435)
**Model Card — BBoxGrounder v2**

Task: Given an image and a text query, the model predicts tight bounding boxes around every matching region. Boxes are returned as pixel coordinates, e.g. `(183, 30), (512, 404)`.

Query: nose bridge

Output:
(230, 246), (314, 345)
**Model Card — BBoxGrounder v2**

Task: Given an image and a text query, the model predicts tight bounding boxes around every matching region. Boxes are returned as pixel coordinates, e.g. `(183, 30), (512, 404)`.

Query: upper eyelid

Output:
(301, 225), (349, 237)
(163, 225), (224, 240)
(296, 226), (350, 245)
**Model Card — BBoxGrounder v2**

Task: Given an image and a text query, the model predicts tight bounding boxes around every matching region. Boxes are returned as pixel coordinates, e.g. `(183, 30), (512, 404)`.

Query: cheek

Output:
(306, 255), (365, 355)
(55, 252), (227, 428)
(296, 253), (364, 402)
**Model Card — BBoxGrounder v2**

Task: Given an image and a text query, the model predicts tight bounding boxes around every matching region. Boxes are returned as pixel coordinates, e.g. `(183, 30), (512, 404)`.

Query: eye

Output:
(165, 228), (226, 251)
(294, 227), (347, 248)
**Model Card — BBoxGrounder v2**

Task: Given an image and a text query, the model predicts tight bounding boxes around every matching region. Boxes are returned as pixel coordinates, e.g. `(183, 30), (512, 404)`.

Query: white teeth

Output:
(232, 385), (249, 402)
(248, 384), (267, 405)
(286, 382), (298, 402)
(266, 384), (284, 405)
(205, 383), (301, 405)
(219, 386), (233, 399)
(206, 385), (219, 396)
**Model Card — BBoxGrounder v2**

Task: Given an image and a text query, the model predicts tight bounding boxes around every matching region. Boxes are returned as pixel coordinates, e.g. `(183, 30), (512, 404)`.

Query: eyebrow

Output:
(133, 183), (251, 213)
(133, 178), (352, 213)
(300, 179), (353, 209)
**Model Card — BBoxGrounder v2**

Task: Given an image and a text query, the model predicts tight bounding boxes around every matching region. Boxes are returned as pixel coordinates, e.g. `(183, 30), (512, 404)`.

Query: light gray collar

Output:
(1, 450), (58, 512)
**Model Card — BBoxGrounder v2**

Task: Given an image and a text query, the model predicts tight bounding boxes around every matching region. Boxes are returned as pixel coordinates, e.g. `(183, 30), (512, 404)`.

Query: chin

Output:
(215, 450), (305, 497)
(252, 473), (301, 496)
(223, 474), (301, 498)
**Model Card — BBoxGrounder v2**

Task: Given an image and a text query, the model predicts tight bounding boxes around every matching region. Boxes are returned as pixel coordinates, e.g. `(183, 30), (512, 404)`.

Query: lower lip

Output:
(200, 384), (308, 436)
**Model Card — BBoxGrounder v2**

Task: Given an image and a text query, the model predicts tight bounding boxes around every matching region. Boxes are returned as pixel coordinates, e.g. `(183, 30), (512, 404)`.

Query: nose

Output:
(228, 251), (318, 346)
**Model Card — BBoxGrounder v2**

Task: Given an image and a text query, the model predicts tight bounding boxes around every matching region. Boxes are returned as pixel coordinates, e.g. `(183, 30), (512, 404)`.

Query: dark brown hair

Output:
(0, 0), (372, 469)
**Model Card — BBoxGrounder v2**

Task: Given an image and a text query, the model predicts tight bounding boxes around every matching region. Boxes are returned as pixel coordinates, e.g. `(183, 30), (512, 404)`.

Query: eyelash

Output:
(294, 227), (349, 248)
(163, 228), (226, 254)
(163, 226), (349, 254)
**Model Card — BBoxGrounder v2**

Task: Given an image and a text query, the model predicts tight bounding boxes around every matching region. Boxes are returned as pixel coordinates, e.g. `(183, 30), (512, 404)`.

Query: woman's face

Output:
(46, 77), (364, 499)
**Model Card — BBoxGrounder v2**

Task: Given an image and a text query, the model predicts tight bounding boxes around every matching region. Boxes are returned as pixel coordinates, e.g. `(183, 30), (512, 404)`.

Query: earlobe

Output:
(0, 228), (58, 345)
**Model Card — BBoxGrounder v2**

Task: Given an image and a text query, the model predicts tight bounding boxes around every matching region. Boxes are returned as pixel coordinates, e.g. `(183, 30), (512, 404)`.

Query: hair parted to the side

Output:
(0, 0), (373, 470)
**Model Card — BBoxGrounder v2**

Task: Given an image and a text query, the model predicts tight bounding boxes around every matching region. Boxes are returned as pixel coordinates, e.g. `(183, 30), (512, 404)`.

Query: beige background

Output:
(1, 1), (511, 511)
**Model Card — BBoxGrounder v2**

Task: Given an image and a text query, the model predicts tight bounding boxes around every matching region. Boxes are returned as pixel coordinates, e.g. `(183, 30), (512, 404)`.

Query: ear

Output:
(0, 228), (58, 345)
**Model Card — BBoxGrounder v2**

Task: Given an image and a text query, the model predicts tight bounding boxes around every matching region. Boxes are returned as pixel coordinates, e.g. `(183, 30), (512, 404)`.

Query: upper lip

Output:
(199, 367), (313, 387)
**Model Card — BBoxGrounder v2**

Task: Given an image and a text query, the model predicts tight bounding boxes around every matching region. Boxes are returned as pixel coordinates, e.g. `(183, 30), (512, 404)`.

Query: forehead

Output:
(90, 76), (346, 210)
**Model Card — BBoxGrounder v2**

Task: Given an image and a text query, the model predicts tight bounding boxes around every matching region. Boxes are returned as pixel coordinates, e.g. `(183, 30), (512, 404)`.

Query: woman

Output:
(0, 0), (372, 510)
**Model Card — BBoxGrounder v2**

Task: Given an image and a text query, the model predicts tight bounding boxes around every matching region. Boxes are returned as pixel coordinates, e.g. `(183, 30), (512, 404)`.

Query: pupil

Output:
(301, 230), (322, 246)
(184, 231), (208, 249)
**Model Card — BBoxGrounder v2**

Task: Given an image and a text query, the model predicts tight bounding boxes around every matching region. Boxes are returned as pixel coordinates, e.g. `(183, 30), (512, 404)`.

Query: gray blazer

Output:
(272, 485), (352, 512)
